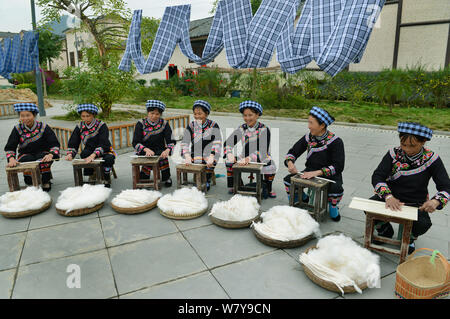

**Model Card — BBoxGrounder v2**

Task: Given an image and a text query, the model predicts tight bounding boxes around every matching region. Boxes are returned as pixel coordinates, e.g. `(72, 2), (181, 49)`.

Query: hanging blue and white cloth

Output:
(119, 0), (385, 77)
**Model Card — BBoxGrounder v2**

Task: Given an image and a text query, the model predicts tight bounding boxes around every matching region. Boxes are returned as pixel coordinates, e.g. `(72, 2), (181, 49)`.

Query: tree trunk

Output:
(40, 67), (47, 97)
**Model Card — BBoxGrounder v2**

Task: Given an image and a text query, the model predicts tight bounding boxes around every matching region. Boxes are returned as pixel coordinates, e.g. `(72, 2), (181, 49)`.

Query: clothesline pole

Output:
(30, 0), (46, 116)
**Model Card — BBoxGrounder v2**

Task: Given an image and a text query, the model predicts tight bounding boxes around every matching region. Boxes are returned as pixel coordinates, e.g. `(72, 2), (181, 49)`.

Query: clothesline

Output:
(119, 0), (385, 77)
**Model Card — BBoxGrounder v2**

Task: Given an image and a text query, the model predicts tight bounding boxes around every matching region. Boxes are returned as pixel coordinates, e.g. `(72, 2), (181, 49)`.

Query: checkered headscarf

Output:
(77, 104), (99, 115)
(146, 100), (166, 112)
(14, 103), (39, 114)
(239, 100), (263, 116)
(398, 122), (433, 141)
(309, 106), (334, 126)
(193, 100), (211, 114)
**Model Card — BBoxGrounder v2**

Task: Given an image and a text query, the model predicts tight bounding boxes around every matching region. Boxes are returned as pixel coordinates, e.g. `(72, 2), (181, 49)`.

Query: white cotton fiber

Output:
(209, 194), (260, 221)
(111, 189), (162, 208)
(305, 234), (381, 288)
(252, 206), (321, 241)
(0, 187), (51, 213)
(56, 184), (112, 212)
(157, 187), (208, 216)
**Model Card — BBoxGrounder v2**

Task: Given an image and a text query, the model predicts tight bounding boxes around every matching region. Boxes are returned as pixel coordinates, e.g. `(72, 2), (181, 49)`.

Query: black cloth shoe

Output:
(372, 222), (394, 245)
(42, 182), (52, 192)
(164, 178), (172, 188)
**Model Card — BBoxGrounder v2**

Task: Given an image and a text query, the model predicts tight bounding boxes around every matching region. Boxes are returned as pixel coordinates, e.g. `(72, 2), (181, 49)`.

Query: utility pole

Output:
(30, 0), (46, 116)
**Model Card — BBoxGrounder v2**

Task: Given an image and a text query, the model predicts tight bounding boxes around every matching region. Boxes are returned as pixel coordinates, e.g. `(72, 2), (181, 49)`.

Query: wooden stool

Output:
(232, 163), (264, 204)
(6, 162), (42, 192)
(176, 164), (208, 192)
(289, 175), (329, 222)
(349, 197), (417, 264)
(131, 157), (161, 190)
(72, 161), (104, 186)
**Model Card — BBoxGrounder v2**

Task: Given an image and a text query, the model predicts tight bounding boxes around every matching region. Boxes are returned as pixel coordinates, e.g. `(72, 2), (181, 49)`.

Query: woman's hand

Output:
(65, 153), (73, 161)
(41, 153), (54, 163)
(237, 157), (250, 166)
(7, 158), (18, 168)
(287, 161), (298, 175)
(184, 154), (192, 165)
(84, 153), (96, 163)
(160, 149), (170, 159)
(385, 195), (404, 211)
(144, 148), (155, 157)
(301, 170), (322, 179)
(419, 199), (440, 213)
(226, 153), (236, 164)
(206, 155), (215, 168)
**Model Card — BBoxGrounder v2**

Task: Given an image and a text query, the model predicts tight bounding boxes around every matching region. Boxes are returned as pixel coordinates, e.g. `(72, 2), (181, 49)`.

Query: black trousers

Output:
(369, 195), (432, 239)
(80, 149), (115, 177)
(18, 152), (59, 184)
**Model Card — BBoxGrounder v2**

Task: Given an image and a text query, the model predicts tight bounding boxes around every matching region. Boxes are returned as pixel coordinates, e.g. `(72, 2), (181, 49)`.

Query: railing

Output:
(51, 114), (190, 151)
(0, 102), (17, 117)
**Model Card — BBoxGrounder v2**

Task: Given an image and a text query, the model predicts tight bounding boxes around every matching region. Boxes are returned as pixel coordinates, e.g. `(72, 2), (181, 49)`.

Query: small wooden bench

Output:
(176, 163), (217, 192)
(349, 197), (417, 264)
(289, 174), (330, 222)
(131, 157), (161, 190)
(232, 163), (264, 203)
(6, 162), (42, 192)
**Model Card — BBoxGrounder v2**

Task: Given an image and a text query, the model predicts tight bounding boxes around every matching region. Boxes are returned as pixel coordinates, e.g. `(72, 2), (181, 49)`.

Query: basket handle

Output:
(408, 248), (449, 271)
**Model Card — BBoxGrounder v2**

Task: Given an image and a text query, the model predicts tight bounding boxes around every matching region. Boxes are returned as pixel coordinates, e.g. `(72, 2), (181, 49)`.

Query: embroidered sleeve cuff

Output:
(6, 151), (16, 160)
(224, 146), (233, 156)
(94, 147), (104, 157)
(284, 154), (296, 166)
(374, 182), (392, 199)
(432, 191), (449, 210)
(167, 143), (175, 156)
(135, 143), (145, 154)
(49, 147), (60, 157)
(67, 148), (77, 157)
(321, 166), (336, 177)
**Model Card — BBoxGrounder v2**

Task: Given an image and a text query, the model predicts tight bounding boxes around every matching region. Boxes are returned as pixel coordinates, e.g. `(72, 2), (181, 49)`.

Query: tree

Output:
(37, 26), (65, 67)
(210, 0), (262, 15)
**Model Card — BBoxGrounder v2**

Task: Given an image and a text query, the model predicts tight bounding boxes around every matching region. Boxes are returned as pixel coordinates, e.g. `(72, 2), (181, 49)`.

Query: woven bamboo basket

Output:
(209, 210), (261, 229)
(159, 206), (209, 220)
(252, 218), (315, 248)
(56, 202), (104, 217)
(110, 199), (159, 215)
(395, 248), (450, 299)
(302, 246), (368, 294)
(0, 199), (52, 218)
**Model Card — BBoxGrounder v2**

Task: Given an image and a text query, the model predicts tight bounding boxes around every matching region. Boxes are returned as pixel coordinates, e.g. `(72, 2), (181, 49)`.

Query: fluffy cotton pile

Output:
(157, 187), (208, 216)
(0, 187), (51, 213)
(299, 234), (381, 294)
(56, 184), (112, 213)
(252, 206), (321, 241)
(209, 194), (260, 221)
(111, 189), (162, 208)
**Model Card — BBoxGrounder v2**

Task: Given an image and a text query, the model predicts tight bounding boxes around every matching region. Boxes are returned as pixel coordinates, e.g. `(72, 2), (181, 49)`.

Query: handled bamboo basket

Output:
(395, 248), (450, 299)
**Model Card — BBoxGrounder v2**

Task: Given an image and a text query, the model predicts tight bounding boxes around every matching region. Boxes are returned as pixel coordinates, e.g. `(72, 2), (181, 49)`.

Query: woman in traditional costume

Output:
(283, 106), (345, 222)
(4, 103), (60, 191)
(223, 100), (277, 199)
(180, 100), (222, 191)
(370, 122), (450, 254)
(132, 100), (176, 187)
(65, 104), (116, 187)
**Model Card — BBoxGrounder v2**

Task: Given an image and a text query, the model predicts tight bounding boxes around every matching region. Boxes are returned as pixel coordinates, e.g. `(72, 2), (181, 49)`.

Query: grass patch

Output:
(52, 109), (148, 123)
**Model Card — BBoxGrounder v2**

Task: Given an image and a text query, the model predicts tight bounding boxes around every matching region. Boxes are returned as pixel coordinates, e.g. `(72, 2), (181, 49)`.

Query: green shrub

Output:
(16, 83), (37, 93)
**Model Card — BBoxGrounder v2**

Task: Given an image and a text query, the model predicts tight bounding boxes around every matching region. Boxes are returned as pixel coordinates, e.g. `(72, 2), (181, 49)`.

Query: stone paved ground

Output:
(0, 100), (448, 299)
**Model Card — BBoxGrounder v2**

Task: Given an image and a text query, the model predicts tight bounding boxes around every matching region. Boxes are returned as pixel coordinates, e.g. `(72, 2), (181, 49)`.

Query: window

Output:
(69, 52), (75, 67)
(188, 39), (214, 63)
(77, 50), (83, 62)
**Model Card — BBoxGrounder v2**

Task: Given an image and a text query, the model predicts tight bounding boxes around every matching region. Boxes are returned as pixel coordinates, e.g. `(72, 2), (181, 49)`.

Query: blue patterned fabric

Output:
(120, 0), (384, 77)
(398, 122), (433, 141)
(14, 103), (39, 114)
(310, 106), (334, 126)
(77, 104), (99, 115)
(193, 100), (211, 113)
(0, 32), (39, 79)
(239, 100), (263, 115)
(146, 100), (166, 112)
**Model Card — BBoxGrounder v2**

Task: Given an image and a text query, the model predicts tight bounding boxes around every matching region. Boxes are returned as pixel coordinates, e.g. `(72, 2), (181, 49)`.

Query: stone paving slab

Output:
(0, 232), (25, 271)
(0, 269), (15, 299)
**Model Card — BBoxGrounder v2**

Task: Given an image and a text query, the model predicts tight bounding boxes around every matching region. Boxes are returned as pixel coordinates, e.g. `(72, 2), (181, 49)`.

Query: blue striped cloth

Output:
(77, 104), (99, 115)
(14, 103), (39, 114)
(193, 100), (212, 113)
(398, 122), (433, 141)
(119, 0), (385, 76)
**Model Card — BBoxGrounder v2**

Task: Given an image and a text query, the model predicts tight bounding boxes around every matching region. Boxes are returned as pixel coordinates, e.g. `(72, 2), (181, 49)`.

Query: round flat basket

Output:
(252, 218), (314, 248)
(209, 211), (261, 229)
(159, 206), (208, 220)
(0, 199), (52, 219)
(56, 202), (104, 217)
(302, 246), (368, 294)
(110, 199), (159, 215)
